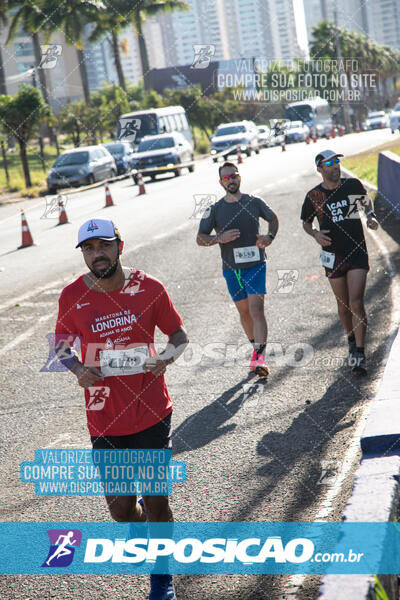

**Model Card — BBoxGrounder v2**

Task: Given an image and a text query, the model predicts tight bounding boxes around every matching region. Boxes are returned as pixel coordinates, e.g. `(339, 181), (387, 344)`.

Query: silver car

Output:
(47, 146), (117, 194)
(390, 101), (400, 133)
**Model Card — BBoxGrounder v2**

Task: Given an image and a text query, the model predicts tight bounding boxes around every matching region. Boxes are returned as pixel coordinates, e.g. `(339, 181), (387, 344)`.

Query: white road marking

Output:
(0, 313), (55, 357)
(283, 221), (399, 599)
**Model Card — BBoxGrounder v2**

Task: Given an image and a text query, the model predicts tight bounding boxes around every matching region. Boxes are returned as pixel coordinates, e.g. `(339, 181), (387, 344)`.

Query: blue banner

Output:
(20, 449), (186, 496)
(1, 522), (400, 574)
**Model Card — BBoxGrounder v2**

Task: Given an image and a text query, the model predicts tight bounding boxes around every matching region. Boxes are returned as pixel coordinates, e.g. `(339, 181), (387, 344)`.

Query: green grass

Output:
(342, 138), (400, 187)
(0, 143), (60, 197)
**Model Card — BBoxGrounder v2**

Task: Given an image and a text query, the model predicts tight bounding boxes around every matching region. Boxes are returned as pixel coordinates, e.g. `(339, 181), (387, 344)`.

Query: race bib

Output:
(99, 346), (149, 377)
(320, 250), (335, 269)
(233, 245), (260, 264)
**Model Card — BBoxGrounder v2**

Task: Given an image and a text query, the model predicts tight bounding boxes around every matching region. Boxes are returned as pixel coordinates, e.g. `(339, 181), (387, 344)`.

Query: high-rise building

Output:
(158, 0), (229, 67)
(0, 25), (84, 109)
(364, 0), (400, 50)
(303, 0), (366, 42)
(269, 0), (304, 60)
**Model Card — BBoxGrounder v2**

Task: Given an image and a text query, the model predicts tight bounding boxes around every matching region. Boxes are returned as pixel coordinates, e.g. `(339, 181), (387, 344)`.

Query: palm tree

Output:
(88, 0), (131, 90)
(130, 0), (189, 90)
(38, 0), (103, 104)
(5, 1), (52, 105)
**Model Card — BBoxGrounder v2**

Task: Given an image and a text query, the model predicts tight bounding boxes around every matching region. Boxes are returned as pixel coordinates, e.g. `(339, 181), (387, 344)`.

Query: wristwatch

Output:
(268, 233), (275, 240)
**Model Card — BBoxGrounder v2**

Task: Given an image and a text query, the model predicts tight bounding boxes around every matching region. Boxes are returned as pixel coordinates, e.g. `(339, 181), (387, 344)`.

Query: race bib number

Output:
(233, 245), (260, 264)
(99, 346), (149, 377)
(320, 250), (335, 269)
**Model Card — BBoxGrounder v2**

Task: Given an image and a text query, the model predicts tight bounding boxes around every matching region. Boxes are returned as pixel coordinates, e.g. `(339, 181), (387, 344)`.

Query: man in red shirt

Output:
(55, 218), (188, 600)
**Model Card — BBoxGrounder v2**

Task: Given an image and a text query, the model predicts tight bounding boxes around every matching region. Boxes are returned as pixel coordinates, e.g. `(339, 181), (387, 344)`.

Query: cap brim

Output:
(317, 153), (344, 167)
(76, 235), (118, 248)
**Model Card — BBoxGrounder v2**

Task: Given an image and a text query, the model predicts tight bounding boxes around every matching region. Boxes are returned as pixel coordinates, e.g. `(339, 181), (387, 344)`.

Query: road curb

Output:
(318, 167), (400, 600)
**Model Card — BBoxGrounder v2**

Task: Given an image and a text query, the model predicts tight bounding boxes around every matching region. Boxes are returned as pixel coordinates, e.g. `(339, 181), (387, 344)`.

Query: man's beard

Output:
(327, 168), (340, 183)
(89, 257), (119, 279)
(227, 182), (240, 193)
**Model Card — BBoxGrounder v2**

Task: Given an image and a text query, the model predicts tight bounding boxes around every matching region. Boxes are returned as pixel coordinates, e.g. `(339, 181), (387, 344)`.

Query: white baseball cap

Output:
(315, 149), (343, 167)
(76, 219), (121, 248)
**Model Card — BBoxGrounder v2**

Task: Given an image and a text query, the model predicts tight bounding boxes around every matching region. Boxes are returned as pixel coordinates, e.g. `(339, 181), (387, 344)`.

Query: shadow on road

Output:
(172, 375), (255, 455)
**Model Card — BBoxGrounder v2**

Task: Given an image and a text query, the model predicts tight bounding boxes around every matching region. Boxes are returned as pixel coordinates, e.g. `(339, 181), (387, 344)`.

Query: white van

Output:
(284, 97), (332, 137)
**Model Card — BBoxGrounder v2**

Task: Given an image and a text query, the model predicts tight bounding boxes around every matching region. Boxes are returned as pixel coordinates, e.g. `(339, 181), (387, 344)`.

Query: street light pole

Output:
(333, 8), (352, 132)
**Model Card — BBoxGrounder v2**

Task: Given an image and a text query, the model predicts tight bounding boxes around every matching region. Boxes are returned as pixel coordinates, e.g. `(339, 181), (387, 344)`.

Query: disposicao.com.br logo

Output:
(0, 522), (397, 575)
(84, 535), (314, 565)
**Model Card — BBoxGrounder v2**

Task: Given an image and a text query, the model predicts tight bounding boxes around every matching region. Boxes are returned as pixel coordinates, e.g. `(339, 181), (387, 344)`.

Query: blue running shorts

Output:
(222, 262), (267, 302)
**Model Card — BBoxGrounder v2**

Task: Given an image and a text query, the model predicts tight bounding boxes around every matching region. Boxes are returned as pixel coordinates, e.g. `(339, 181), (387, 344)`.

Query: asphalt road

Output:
(0, 128), (399, 600)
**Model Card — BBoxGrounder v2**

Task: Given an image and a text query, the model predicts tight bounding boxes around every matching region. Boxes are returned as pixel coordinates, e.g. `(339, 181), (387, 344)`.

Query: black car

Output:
(102, 141), (135, 175)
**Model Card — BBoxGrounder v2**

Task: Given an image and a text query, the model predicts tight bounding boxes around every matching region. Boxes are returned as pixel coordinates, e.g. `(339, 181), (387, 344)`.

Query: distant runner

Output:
(197, 161), (279, 377)
(301, 150), (379, 374)
(55, 218), (188, 600)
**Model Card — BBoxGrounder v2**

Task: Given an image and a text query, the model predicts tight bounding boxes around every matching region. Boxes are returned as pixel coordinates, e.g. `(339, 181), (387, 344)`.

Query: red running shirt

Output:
(55, 269), (182, 436)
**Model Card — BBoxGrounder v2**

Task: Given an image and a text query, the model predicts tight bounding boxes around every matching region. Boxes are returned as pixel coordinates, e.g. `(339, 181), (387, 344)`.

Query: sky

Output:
(293, 0), (310, 57)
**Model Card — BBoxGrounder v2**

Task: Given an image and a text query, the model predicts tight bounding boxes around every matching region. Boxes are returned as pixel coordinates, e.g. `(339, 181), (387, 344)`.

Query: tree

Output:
(0, 85), (48, 186)
(5, 0), (51, 105)
(129, 0), (189, 90)
(39, 0), (104, 104)
(91, 84), (130, 139)
(88, 0), (132, 90)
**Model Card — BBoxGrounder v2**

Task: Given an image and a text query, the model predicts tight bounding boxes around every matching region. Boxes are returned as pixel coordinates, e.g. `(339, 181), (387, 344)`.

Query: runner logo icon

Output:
(87, 386), (110, 411)
(42, 529), (82, 567)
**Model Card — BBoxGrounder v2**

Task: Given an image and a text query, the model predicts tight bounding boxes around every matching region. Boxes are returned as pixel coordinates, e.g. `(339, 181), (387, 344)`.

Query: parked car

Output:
(283, 120), (310, 143)
(47, 146), (116, 194)
(210, 121), (260, 161)
(389, 101), (400, 133)
(130, 132), (194, 182)
(257, 125), (272, 148)
(364, 110), (388, 130)
(102, 141), (135, 175)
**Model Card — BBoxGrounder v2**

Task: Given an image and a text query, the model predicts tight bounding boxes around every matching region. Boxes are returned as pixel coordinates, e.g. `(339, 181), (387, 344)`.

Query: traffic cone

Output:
(312, 130), (317, 143)
(355, 121), (361, 133)
(281, 140), (286, 152)
(331, 126), (336, 138)
(19, 210), (34, 248)
(104, 183), (114, 207)
(137, 172), (146, 195)
(237, 145), (243, 164)
(305, 135), (310, 144)
(339, 125), (344, 137)
(57, 195), (69, 225)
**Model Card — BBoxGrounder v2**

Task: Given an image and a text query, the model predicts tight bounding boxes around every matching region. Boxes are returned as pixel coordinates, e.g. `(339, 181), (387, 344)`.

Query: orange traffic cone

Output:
(19, 210), (34, 248)
(305, 135), (310, 144)
(312, 130), (317, 143)
(104, 183), (114, 207)
(281, 140), (286, 152)
(237, 145), (243, 164)
(325, 129), (330, 140)
(57, 195), (69, 225)
(137, 172), (146, 195)
(355, 121), (361, 133)
(331, 126), (336, 138)
(339, 125), (344, 136)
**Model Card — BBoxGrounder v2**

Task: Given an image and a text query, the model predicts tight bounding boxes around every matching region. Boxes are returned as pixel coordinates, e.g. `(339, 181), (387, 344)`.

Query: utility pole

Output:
(333, 8), (352, 132)
(31, 64), (47, 171)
